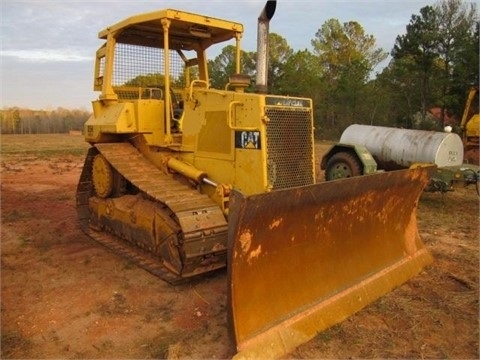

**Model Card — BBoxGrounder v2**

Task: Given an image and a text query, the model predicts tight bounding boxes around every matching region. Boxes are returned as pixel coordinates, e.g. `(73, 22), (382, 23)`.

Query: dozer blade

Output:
(227, 166), (434, 359)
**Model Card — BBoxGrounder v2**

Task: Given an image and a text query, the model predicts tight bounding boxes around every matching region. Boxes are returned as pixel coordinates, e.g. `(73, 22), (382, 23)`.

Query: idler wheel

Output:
(92, 154), (114, 198)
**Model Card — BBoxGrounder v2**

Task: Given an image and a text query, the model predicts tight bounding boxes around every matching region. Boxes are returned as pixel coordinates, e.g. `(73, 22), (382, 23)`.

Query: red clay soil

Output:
(1, 153), (478, 359)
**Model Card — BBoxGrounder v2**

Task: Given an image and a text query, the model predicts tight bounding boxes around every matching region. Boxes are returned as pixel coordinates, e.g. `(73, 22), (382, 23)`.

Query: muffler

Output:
(255, 0), (276, 93)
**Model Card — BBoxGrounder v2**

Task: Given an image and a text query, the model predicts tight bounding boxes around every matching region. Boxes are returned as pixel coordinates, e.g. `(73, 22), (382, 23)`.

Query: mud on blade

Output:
(227, 167), (433, 359)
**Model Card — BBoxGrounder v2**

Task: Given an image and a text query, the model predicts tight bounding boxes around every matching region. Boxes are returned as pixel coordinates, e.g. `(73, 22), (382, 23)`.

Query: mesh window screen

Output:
(112, 43), (193, 99)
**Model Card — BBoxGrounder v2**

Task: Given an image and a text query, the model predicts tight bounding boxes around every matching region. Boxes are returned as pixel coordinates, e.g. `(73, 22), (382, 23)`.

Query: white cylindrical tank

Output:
(340, 124), (464, 169)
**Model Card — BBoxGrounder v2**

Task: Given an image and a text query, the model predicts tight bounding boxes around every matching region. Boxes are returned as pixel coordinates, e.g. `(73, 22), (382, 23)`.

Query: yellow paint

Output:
(248, 245), (262, 264)
(239, 231), (252, 254)
(269, 218), (282, 229)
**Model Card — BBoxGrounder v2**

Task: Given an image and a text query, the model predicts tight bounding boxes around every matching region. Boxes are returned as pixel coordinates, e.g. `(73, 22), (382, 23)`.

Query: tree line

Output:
(0, 107), (90, 134)
(2, 0), (477, 140)
(209, 0), (478, 139)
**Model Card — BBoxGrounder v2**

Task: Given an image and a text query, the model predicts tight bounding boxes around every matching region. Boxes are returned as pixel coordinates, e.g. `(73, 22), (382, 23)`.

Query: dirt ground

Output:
(1, 134), (479, 359)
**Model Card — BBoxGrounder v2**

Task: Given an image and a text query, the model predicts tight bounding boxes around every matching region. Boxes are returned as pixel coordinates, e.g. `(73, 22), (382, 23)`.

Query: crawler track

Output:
(76, 142), (228, 284)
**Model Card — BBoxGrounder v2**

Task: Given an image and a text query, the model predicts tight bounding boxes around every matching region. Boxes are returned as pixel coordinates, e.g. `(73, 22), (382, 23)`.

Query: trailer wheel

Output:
(324, 152), (363, 181)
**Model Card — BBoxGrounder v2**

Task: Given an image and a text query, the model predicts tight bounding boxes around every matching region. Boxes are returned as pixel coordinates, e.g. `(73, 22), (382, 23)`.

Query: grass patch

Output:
(2, 209), (32, 222)
(53, 192), (73, 201)
(142, 332), (187, 359)
(1, 331), (33, 358)
(1, 134), (89, 161)
(18, 236), (31, 248)
(315, 323), (344, 343)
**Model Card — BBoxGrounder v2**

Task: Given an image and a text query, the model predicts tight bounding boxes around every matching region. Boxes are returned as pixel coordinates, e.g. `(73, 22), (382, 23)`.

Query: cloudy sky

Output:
(1, 0), (434, 110)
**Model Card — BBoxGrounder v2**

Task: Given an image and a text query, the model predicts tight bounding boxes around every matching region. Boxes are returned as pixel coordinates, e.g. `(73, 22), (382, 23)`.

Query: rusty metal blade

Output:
(227, 167), (434, 359)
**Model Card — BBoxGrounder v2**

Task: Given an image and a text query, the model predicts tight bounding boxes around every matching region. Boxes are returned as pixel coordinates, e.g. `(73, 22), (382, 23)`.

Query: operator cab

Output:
(92, 9), (244, 130)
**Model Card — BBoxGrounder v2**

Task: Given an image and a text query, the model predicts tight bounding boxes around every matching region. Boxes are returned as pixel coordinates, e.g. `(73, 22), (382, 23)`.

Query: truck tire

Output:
(324, 152), (363, 181)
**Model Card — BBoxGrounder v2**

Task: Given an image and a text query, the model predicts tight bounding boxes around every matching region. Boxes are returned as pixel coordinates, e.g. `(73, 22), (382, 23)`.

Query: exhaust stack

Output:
(255, 0), (276, 93)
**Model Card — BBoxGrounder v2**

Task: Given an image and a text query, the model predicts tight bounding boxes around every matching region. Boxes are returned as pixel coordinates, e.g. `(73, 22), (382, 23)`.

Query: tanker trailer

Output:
(321, 124), (479, 193)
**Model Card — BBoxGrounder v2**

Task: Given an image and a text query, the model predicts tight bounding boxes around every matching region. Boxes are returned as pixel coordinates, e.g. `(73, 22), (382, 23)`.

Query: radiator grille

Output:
(265, 107), (314, 190)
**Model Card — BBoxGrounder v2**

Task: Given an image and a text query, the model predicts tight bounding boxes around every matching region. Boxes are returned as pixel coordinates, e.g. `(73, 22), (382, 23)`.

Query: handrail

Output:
(228, 101), (258, 131)
(188, 79), (209, 101)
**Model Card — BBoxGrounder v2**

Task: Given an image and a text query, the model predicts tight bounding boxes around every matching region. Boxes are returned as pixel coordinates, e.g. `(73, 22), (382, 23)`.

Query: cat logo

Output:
(235, 131), (261, 149)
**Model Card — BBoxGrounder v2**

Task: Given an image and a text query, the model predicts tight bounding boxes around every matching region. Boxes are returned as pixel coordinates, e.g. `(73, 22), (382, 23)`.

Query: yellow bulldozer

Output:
(460, 86), (479, 165)
(76, 1), (433, 358)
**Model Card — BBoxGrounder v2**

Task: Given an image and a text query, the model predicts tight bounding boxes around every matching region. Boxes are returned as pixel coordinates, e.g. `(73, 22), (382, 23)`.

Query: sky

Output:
(1, 0), (435, 110)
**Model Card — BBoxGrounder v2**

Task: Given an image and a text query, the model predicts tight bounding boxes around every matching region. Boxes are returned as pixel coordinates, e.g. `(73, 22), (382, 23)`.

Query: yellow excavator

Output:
(76, 1), (433, 358)
(460, 86), (479, 165)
